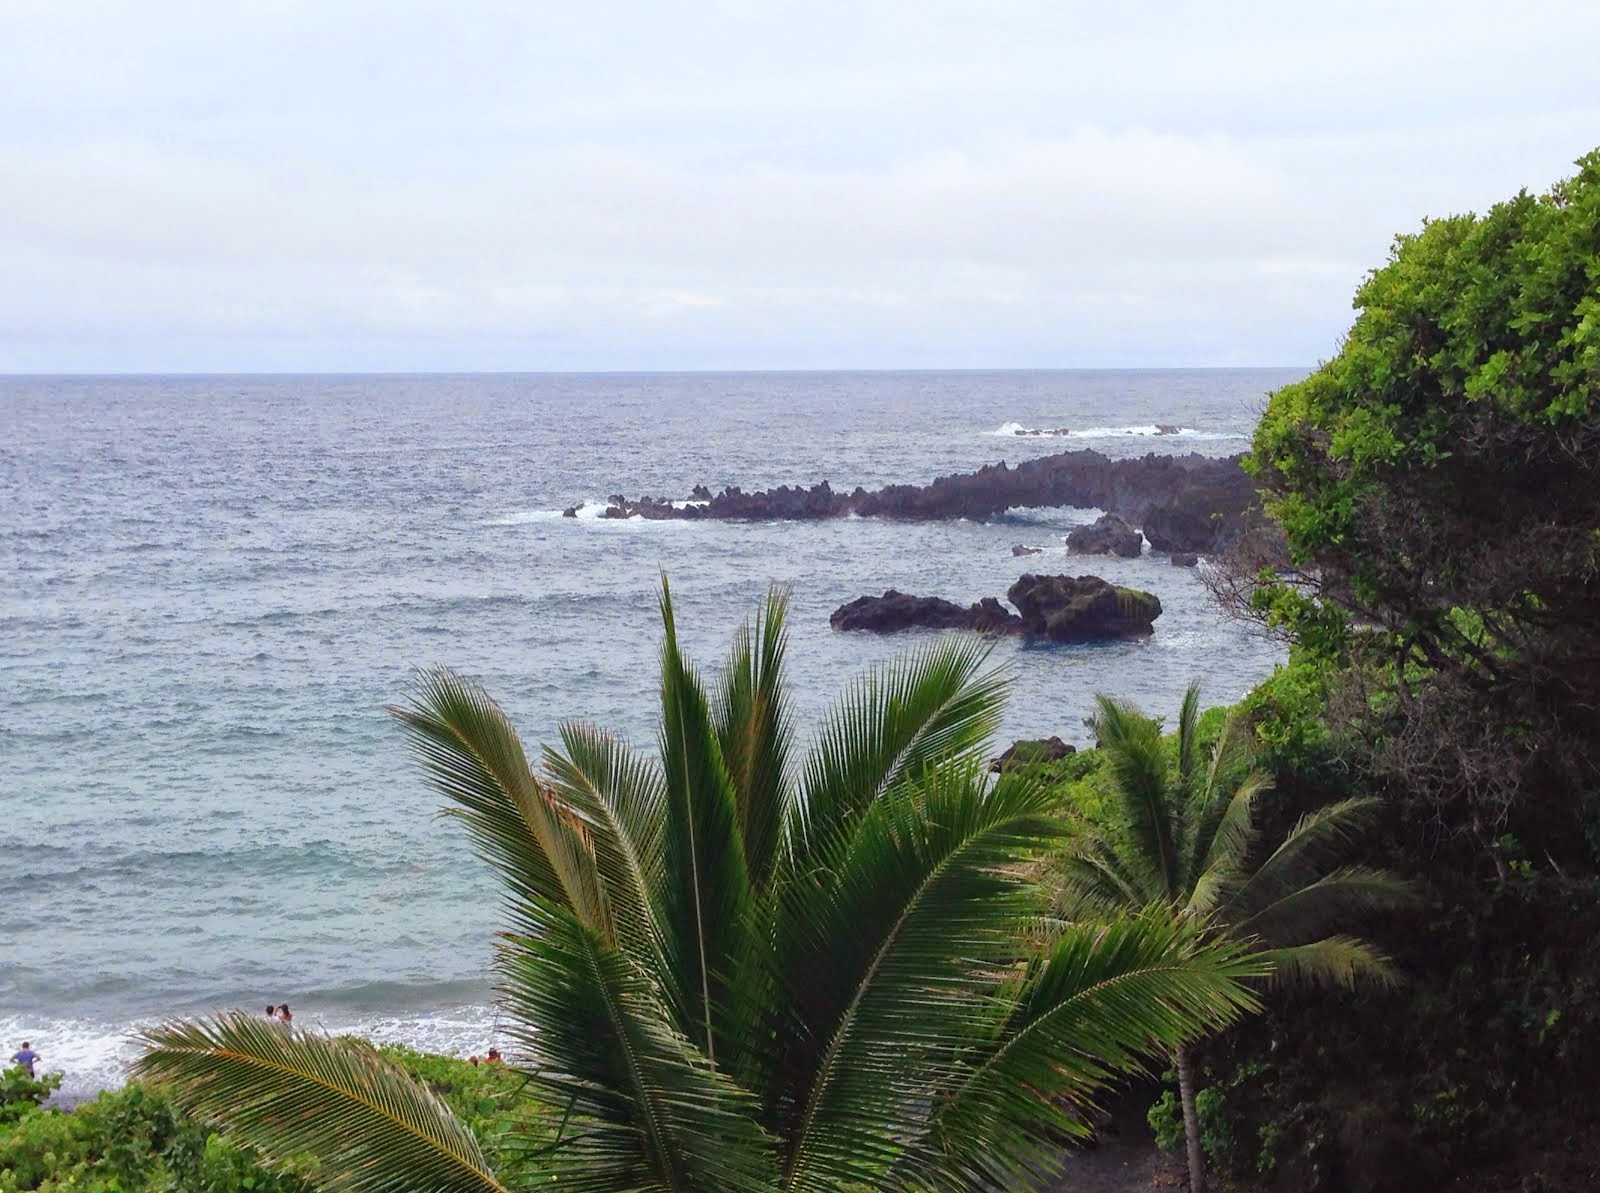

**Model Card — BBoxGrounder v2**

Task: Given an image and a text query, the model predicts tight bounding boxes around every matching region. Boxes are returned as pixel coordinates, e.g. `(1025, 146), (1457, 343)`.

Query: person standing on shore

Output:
(10, 1042), (40, 1076)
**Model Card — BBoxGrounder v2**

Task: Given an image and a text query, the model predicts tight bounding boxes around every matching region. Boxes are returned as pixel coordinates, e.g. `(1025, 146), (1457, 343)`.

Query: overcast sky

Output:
(2, 1), (1596, 372)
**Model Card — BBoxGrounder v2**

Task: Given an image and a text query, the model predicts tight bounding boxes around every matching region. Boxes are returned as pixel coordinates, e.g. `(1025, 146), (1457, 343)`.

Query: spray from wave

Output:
(985, 421), (1245, 441)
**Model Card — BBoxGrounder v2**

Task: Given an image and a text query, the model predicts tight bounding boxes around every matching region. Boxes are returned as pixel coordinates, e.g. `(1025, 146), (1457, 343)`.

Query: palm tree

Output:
(137, 584), (1268, 1193)
(1061, 685), (1415, 1193)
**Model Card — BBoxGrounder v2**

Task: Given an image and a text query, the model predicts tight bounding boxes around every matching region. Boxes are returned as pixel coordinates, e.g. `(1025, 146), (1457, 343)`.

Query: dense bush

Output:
(0, 1048), (525, 1193)
(1237, 150), (1600, 870)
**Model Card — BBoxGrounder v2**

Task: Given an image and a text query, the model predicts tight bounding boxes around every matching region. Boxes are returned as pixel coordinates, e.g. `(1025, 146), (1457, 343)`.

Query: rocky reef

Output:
(591, 447), (1263, 555)
(830, 574), (1162, 642)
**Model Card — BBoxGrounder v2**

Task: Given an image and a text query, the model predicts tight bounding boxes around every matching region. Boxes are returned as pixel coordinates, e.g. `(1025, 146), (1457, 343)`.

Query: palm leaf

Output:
(913, 914), (1266, 1191)
(795, 637), (1006, 857)
(134, 1014), (509, 1193)
(1176, 681), (1201, 781)
(1228, 798), (1389, 915)
(1234, 865), (1419, 945)
(714, 585), (796, 890)
(1255, 936), (1402, 991)
(656, 578), (756, 1065)
(390, 668), (611, 939)
(1091, 694), (1181, 901)
(541, 722), (668, 959)
(1187, 768), (1272, 918)
(775, 765), (1060, 1192)
(495, 902), (777, 1193)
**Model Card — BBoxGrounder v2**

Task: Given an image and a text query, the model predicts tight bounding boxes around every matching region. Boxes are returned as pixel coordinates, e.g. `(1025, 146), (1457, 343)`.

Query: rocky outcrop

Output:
(585, 448), (1267, 552)
(1170, 551), (1200, 567)
(991, 736), (1076, 772)
(1012, 544), (1043, 557)
(1066, 513), (1143, 558)
(831, 574), (1161, 642)
(1006, 574), (1162, 642)
(829, 590), (1022, 634)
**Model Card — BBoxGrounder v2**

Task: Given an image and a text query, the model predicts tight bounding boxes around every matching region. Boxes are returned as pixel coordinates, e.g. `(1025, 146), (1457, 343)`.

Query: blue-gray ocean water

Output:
(0, 369), (1299, 1094)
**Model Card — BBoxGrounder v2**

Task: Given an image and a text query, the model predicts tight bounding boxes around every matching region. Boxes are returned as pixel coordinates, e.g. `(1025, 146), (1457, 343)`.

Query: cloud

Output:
(0, 1), (1596, 370)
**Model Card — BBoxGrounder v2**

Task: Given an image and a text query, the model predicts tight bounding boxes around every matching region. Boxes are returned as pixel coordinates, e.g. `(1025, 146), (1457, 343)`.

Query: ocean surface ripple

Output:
(0, 369), (1301, 1094)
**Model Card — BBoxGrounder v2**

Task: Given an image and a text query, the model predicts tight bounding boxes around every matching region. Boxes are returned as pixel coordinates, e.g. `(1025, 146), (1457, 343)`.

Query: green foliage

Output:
(0, 1081), (318, 1193)
(1, 1069), (61, 1127)
(1246, 150), (1600, 861)
(136, 583), (1267, 1193)
(1145, 1085), (1232, 1168)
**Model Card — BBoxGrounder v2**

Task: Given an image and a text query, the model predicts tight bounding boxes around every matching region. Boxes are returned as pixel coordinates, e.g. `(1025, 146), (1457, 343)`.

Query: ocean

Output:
(0, 369), (1300, 1097)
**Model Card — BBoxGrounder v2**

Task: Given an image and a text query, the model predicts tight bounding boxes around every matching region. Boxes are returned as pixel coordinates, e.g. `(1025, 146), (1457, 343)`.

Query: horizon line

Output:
(0, 364), (1313, 380)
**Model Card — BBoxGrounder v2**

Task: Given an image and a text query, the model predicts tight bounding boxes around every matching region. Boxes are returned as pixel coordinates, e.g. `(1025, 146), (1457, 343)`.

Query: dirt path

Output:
(1043, 1099), (1184, 1193)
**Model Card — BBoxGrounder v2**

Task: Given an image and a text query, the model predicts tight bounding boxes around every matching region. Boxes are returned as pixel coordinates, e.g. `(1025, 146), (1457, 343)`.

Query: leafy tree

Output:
(1237, 149), (1600, 868)
(1059, 685), (1414, 1193)
(136, 584), (1264, 1193)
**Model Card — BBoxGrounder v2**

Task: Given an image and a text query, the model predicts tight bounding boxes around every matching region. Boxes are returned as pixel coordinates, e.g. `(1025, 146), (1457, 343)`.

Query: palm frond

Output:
(912, 914), (1266, 1191)
(134, 1014), (509, 1193)
(541, 722), (667, 958)
(496, 902), (777, 1193)
(774, 765), (1060, 1192)
(390, 668), (611, 939)
(656, 578), (756, 1064)
(1056, 837), (1160, 917)
(1187, 768), (1272, 918)
(1176, 681), (1201, 781)
(795, 636), (1006, 858)
(1090, 694), (1181, 901)
(1234, 866), (1420, 946)
(1255, 936), (1402, 991)
(714, 585), (796, 891)
(1228, 797), (1389, 915)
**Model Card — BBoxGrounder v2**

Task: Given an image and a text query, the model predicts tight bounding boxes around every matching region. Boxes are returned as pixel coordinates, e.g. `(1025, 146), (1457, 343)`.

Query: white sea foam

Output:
(984, 422), (1245, 441)
(0, 1005), (511, 1102)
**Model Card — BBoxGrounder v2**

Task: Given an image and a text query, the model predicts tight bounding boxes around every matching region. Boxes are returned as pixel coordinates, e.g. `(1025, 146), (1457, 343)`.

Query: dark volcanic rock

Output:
(991, 736), (1076, 772)
(829, 590), (1023, 634)
(592, 447), (1266, 548)
(1006, 574), (1162, 642)
(1155, 424), (1182, 435)
(1012, 544), (1043, 557)
(1066, 512), (1143, 558)
(1170, 551), (1200, 567)
(562, 504), (581, 518)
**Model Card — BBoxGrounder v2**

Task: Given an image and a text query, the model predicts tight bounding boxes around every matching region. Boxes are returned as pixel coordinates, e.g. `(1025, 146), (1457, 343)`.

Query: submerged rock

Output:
(1006, 574), (1162, 642)
(1012, 544), (1044, 557)
(1066, 512), (1143, 558)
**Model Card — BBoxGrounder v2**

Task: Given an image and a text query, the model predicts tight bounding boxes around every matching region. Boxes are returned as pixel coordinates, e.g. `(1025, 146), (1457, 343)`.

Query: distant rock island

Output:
(586, 447), (1265, 555)
(830, 574), (1163, 642)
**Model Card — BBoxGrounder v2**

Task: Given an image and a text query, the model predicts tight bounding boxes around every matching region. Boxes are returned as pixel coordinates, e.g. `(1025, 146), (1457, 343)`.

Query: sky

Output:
(1, 1), (1596, 373)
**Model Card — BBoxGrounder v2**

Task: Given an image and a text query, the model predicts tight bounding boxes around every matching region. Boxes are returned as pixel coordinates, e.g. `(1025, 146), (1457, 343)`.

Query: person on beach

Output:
(486, 1048), (501, 1063)
(277, 1004), (292, 1025)
(11, 1042), (40, 1076)
(266, 1005), (278, 1020)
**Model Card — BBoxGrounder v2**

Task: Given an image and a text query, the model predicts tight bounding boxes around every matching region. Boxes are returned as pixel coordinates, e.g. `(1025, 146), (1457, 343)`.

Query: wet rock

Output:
(1066, 513), (1143, 558)
(1006, 574), (1162, 642)
(1012, 544), (1044, 557)
(829, 590), (1023, 634)
(1170, 551), (1200, 567)
(991, 736), (1077, 772)
(1155, 424), (1182, 435)
(562, 504), (581, 518)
